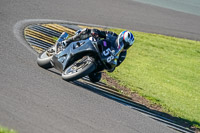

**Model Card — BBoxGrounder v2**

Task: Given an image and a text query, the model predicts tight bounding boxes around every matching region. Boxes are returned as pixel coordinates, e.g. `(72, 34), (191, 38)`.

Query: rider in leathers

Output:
(62, 28), (134, 82)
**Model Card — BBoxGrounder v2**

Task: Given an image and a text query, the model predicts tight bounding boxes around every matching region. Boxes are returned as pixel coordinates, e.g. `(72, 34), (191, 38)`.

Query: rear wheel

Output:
(62, 56), (96, 81)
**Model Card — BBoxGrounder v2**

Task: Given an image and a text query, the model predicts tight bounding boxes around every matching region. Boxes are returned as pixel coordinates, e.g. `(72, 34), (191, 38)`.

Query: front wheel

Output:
(37, 47), (54, 69)
(62, 56), (96, 81)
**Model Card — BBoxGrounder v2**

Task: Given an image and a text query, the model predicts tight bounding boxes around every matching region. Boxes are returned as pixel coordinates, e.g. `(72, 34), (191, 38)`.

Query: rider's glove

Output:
(91, 29), (100, 38)
(91, 32), (99, 38)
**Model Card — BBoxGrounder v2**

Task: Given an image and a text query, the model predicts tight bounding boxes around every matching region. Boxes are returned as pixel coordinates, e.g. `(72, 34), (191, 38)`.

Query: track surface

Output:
(0, 0), (199, 132)
(132, 0), (200, 17)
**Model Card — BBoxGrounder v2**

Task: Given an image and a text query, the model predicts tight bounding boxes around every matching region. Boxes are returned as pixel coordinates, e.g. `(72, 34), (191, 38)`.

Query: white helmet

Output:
(117, 31), (134, 50)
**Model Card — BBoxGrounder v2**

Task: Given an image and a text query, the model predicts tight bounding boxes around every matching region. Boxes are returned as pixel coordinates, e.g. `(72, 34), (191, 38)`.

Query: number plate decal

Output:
(103, 48), (114, 63)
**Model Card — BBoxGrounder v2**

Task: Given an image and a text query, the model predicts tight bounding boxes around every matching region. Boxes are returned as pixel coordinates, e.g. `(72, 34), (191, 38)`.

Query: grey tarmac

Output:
(1, 0), (199, 132)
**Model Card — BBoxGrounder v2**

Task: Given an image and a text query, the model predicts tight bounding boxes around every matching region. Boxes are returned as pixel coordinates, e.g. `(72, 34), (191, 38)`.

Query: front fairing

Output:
(52, 39), (97, 72)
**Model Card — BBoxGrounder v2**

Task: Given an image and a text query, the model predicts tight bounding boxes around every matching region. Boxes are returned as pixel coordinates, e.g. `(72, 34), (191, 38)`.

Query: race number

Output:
(103, 48), (114, 63)
(107, 55), (114, 63)
(103, 48), (111, 56)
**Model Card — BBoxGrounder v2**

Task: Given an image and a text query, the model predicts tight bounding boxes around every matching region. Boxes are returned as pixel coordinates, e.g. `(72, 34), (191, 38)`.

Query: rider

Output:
(62, 28), (135, 82)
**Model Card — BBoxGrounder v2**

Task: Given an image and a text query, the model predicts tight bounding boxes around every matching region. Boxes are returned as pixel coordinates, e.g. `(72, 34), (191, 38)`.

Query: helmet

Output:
(117, 31), (134, 50)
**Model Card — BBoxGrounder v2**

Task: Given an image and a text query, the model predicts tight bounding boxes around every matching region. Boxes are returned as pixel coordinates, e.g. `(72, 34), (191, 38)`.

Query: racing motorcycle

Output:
(37, 32), (123, 82)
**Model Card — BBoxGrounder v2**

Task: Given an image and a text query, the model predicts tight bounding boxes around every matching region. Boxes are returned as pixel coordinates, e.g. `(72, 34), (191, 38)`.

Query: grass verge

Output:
(0, 126), (16, 133)
(107, 28), (200, 129)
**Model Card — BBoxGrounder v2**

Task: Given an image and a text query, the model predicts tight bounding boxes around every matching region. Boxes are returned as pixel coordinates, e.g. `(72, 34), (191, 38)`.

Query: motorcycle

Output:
(37, 32), (123, 82)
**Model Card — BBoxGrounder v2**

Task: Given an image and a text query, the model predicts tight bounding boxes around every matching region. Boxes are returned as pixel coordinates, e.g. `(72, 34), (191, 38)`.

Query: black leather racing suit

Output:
(63, 28), (127, 68)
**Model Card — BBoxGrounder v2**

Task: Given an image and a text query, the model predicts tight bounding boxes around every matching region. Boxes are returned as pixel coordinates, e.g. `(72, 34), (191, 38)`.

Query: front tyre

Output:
(37, 49), (53, 69)
(62, 56), (96, 81)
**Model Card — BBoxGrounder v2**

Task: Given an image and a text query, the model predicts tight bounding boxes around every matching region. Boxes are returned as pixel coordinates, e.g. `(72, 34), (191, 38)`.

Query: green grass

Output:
(0, 126), (16, 133)
(108, 28), (200, 127)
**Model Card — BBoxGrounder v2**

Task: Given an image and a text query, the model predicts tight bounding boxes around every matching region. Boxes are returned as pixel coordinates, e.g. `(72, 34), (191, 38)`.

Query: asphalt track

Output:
(132, 0), (200, 17)
(0, 0), (200, 133)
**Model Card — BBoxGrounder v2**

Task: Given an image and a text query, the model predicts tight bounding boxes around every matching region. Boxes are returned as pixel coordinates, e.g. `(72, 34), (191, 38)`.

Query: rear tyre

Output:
(62, 56), (96, 81)
(37, 49), (53, 69)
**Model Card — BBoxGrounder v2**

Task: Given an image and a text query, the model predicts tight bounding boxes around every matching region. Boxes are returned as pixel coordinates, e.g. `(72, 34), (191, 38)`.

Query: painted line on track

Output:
(25, 29), (55, 45)
(29, 24), (62, 37)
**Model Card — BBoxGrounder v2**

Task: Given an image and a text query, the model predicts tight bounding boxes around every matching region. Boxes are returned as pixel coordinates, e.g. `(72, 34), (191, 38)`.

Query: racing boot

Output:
(88, 72), (102, 83)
